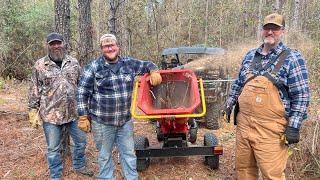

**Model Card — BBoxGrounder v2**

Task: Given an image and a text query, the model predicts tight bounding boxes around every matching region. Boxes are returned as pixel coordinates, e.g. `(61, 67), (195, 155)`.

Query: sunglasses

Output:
(262, 26), (283, 32)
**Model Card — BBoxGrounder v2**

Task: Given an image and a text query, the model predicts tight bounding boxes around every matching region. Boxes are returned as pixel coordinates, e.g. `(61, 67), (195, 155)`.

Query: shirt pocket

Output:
(119, 68), (134, 84)
(247, 84), (268, 107)
(95, 71), (114, 91)
(43, 73), (56, 85)
(40, 73), (57, 96)
(64, 65), (79, 83)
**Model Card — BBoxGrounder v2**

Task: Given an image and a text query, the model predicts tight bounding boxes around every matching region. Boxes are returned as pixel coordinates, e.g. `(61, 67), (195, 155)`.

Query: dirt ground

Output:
(1, 82), (318, 180)
(0, 82), (238, 180)
(1, 41), (318, 179)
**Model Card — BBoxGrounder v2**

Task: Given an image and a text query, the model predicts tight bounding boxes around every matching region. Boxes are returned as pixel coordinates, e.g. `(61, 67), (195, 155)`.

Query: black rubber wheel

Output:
(188, 119), (198, 143)
(204, 133), (219, 169)
(205, 103), (221, 130)
(134, 135), (150, 171)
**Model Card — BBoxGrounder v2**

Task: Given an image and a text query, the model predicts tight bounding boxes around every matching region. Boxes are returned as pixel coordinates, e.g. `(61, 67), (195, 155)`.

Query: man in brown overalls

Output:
(223, 13), (310, 179)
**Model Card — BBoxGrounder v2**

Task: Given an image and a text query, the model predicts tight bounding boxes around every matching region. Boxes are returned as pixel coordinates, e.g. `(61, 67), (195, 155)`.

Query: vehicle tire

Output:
(204, 133), (219, 169)
(188, 119), (198, 143)
(134, 135), (150, 171)
(205, 103), (221, 130)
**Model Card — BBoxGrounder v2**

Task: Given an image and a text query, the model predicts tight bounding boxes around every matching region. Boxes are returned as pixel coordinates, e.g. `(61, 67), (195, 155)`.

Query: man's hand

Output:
(285, 126), (300, 144)
(78, 115), (91, 133)
(222, 104), (231, 123)
(28, 109), (42, 128)
(150, 71), (162, 86)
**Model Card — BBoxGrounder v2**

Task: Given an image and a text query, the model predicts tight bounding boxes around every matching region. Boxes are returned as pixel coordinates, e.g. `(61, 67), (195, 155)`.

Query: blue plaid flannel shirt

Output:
(226, 42), (310, 129)
(77, 56), (158, 126)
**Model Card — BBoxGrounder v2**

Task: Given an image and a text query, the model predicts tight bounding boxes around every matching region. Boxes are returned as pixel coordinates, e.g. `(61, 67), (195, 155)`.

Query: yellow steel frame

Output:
(131, 78), (206, 119)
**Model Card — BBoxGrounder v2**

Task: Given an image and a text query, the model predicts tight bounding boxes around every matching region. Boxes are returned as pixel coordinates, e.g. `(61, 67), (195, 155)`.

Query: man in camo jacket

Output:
(28, 32), (93, 180)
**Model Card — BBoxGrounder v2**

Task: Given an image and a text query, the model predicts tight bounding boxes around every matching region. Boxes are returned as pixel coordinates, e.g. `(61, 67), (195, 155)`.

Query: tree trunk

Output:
(243, 0), (248, 38)
(119, 2), (128, 56)
(54, 0), (71, 52)
(188, 0), (194, 46)
(256, 0), (263, 42)
(98, 0), (108, 38)
(78, 0), (94, 65)
(274, 0), (279, 10)
(293, 0), (300, 30)
(151, 0), (160, 62)
(127, 28), (132, 55)
(219, 1), (223, 47)
(108, 0), (117, 35)
(274, 0), (285, 13)
(54, 0), (71, 158)
(204, 0), (209, 45)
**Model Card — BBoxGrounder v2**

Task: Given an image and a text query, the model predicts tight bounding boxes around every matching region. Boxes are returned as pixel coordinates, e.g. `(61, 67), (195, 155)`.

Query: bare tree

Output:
(243, 0), (249, 38)
(274, 0), (280, 11)
(188, 0), (194, 46)
(218, 1), (223, 47)
(78, 0), (94, 65)
(292, 0), (300, 30)
(54, 0), (71, 157)
(55, 0), (71, 52)
(204, 0), (209, 45)
(94, 0), (108, 38)
(151, 0), (160, 61)
(109, 0), (117, 34)
(274, 0), (285, 13)
(108, 0), (124, 35)
(257, 0), (263, 42)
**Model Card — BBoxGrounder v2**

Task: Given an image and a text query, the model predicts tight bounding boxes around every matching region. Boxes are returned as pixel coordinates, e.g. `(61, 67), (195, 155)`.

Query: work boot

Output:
(75, 166), (94, 177)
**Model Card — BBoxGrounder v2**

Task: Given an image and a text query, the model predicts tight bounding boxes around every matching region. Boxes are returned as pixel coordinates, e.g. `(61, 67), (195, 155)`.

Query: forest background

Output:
(0, 0), (319, 179)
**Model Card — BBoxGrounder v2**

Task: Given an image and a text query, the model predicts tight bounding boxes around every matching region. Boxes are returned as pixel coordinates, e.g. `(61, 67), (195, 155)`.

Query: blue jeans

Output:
(91, 120), (138, 180)
(43, 120), (87, 180)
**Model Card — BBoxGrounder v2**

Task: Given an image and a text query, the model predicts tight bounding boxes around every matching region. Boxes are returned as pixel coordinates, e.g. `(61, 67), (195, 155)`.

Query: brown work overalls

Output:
(236, 75), (288, 180)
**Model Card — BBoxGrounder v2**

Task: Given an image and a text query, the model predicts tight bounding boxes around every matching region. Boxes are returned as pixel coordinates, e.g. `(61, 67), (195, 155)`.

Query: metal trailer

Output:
(131, 69), (223, 171)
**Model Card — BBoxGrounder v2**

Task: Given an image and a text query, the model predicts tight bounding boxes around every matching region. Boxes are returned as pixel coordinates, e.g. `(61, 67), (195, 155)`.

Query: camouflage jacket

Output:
(28, 55), (80, 125)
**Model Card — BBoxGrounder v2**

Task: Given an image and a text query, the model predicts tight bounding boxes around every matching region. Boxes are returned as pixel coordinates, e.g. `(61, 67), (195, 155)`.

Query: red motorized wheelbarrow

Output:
(131, 69), (223, 171)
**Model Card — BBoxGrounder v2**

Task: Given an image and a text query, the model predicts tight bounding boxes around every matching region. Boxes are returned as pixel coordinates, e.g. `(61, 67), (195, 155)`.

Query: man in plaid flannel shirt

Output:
(77, 34), (162, 179)
(223, 13), (310, 179)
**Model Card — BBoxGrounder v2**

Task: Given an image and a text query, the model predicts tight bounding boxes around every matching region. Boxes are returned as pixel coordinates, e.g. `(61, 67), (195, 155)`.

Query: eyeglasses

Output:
(262, 26), (283, 32)
(102, 44), (117, 49)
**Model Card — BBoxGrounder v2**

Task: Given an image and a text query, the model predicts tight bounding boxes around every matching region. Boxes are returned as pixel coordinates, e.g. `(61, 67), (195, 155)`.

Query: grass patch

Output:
(0, 98), (7, 105)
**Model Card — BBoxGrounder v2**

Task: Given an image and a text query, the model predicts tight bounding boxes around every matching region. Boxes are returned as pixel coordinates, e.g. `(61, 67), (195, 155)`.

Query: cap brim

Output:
(47, 39), (63, 43)
(263, 22), (283, 27)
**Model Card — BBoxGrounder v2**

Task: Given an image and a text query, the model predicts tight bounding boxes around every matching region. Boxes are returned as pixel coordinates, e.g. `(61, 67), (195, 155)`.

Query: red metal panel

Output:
(137, 69), (201, 115)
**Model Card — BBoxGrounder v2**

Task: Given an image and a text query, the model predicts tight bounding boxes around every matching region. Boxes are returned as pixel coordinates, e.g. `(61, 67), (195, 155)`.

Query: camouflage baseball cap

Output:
(47, 32), (64, 43)
(100, 34), (117, 46)
(263, 13), (285, 27)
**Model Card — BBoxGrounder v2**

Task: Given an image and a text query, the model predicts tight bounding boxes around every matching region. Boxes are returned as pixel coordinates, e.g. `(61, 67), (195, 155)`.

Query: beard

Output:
(103, 51), (119, 63)
(263, 38), (275, 46)
(105, 55), (118, 62)
(262, 33), (283, 47)
(48, 48), (65, 62)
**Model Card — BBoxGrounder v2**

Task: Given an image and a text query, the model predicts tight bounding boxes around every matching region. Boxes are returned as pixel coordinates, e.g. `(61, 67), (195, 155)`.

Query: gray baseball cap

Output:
(47, 32), (64, 43)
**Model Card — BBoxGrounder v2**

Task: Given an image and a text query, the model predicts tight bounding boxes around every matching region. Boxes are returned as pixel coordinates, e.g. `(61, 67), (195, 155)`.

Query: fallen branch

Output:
(3, 170), (11, 178)
(0, 110), (27, 121)
(312, 119), (319, 154)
